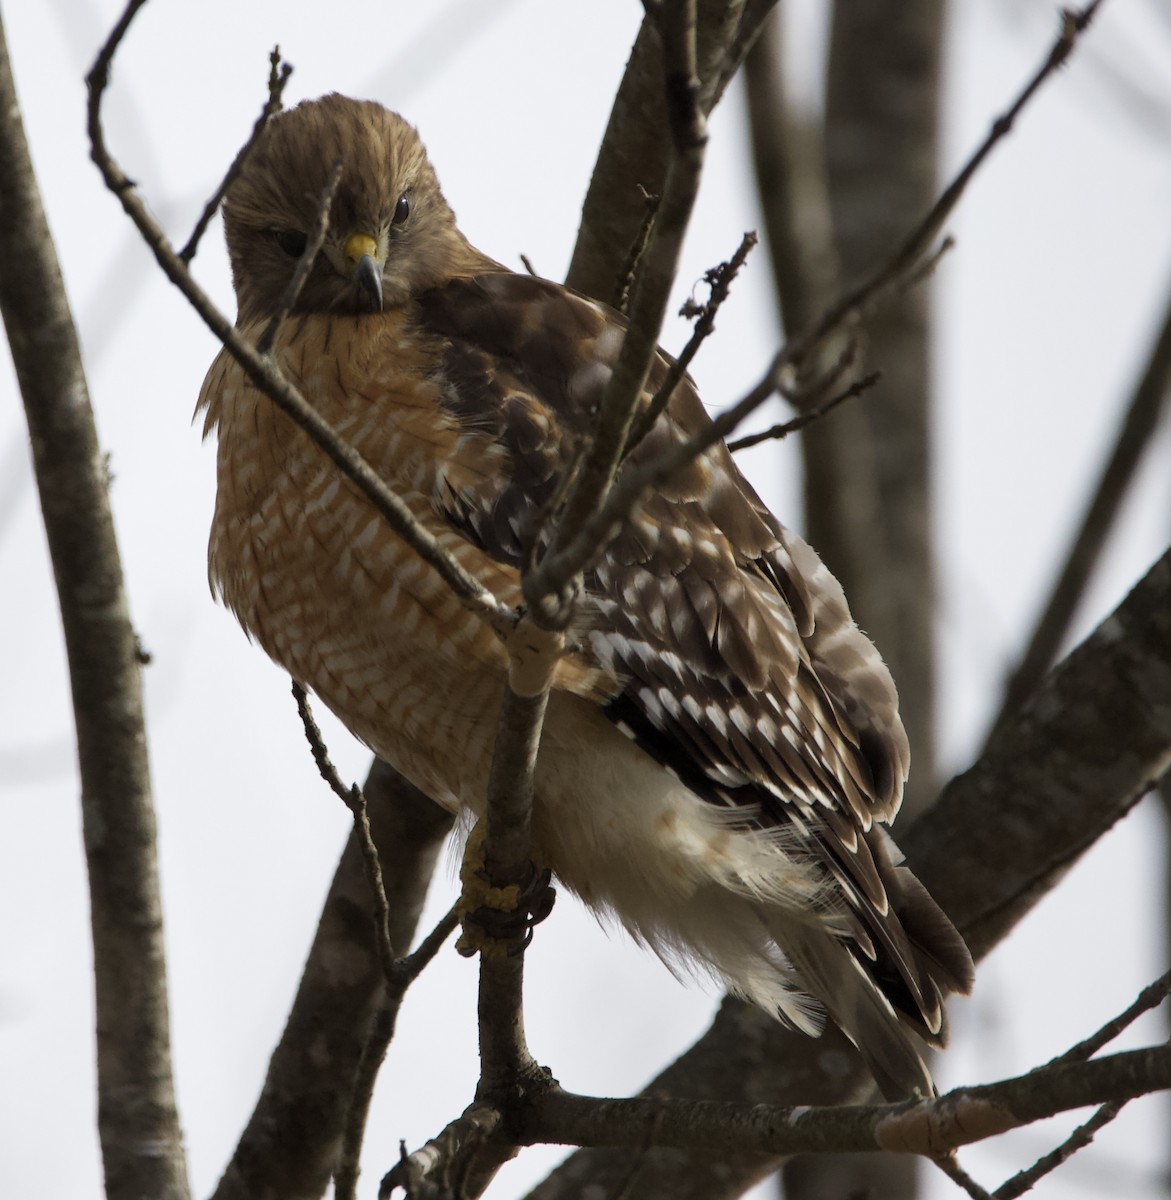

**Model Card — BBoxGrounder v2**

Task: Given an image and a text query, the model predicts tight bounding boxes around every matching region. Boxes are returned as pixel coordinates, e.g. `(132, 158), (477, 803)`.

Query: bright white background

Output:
(2, 2), (1170, 1198)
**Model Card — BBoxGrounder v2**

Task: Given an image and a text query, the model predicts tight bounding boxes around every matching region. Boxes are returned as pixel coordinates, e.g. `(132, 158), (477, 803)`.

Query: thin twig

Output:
(624, 230), (757, 455)
(715, 0), (781, 103)
(614, 186), (660, 313)
(335, 905), (461, 1200)
(292, 680), (395, 983)
(897, 233), (955, 297)
(179, 47), (292, 264)
(257, 162), (342, 354)
(931, 1153), (995, 1200)
(208, 765), (454, 1200)
(335, 1001), (394, 1200)
(1049, 969), (1171, 1067)
(519, 253), (539, 277)
(402, 902), (462, 977)
(727, 370), (880, 453)
(993, 1101), (1126, 1200)
(825, 2), (1108, 326)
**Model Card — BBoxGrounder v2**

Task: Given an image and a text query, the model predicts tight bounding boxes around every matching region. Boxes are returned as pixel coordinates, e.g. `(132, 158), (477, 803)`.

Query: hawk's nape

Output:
(198, 93), (973, 1101)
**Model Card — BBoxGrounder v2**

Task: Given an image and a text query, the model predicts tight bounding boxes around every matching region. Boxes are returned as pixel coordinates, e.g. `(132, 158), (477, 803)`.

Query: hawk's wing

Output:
(412, 273), (973, 1045)
(416, 276), (907, 821)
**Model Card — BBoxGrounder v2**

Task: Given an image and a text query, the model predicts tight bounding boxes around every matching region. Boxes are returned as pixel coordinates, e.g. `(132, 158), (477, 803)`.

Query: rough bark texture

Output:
(813, 0), (944, 819)
(906, 548), (1171, 959)
(745, 12), (839, 349)
(0, 14), (192, 1200)
(565, 0), (771, 302)
(210, 765), (454, 1200)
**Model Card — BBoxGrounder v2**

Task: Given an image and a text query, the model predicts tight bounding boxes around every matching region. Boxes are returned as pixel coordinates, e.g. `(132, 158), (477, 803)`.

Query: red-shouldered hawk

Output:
(199, 94), (973, 1100)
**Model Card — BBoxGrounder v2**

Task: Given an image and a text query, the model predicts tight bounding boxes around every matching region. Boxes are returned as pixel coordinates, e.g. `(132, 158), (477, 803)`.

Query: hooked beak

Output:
(344, 232), (384, 311)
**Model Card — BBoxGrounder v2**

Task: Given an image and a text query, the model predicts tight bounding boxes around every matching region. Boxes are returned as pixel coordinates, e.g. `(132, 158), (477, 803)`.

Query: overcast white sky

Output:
(3, 2), (1170, 1198)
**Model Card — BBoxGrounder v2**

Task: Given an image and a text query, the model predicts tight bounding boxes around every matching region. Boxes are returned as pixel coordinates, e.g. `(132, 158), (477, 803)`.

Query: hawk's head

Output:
(222, 94), (495, 325)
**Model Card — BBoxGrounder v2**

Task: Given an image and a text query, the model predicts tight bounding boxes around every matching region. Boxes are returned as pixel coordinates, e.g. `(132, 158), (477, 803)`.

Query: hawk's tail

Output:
(763, 835), (973, 1101)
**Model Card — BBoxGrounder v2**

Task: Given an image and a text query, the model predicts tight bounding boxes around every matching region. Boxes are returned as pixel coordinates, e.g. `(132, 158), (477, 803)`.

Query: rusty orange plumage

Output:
(199, 94), (972, 1099)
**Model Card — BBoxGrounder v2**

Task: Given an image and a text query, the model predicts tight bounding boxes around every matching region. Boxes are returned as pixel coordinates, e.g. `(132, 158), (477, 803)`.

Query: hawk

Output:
(199, 94), (973, 1100)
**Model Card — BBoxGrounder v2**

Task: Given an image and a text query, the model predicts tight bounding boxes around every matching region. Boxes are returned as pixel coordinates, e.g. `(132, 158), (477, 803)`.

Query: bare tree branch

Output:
(931, 1152), (995, 1200)
(538, 3), (1111, 633)
(526, 0), (710, 629)
(257, 163), (344, 354)
(335, 903), (461, 1200)
(613, 185), (660, 313)
(992, 1101), (1126, 1200)
(762, 8), (949, 1190)
(516, 1043), (1171, 1158)
(908, 544), (1171, 958)
(293, 681), (396, 982)
(0, 11), (190, 1200)
(993, 275), (1171, 736)
(1050, 969), (1171, 1067)
(744, 8), (839, 341)
(726, 369), (880, 453)
(566, 0), (772, 301)
(210, 764), (455, 1200)
(624, 229), (758, 455)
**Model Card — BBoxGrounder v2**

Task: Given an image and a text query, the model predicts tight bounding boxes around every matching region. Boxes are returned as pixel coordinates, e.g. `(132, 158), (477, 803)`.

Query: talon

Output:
(456, 832), (556, 957)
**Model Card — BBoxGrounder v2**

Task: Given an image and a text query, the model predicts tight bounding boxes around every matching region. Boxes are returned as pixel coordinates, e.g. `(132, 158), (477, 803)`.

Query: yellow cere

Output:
(344, 232), (379, 267)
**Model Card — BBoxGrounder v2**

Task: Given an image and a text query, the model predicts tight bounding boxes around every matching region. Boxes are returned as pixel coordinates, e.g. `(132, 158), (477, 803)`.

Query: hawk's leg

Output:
(455, 821), (556, 958)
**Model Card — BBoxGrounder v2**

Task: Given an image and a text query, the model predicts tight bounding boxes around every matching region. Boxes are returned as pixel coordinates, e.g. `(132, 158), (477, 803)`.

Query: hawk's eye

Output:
(275, 229), (309, 258)
(392, 194), (410, 226)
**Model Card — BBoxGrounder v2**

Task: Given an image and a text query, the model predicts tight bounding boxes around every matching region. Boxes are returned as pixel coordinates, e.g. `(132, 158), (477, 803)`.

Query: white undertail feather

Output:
(527, 695), (956, 1098)
(526, 700), (863, 1048)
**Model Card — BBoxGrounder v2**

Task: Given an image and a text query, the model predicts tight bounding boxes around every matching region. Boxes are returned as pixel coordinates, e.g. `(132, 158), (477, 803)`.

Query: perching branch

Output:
(516, 1042), (1171, 1159)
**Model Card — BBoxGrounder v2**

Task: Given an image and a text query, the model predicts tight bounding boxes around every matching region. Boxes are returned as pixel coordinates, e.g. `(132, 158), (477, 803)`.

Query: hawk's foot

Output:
(456, 824), (556, 958)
